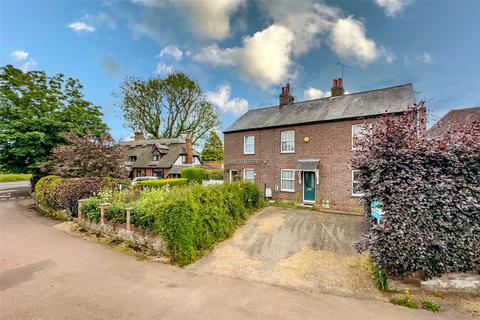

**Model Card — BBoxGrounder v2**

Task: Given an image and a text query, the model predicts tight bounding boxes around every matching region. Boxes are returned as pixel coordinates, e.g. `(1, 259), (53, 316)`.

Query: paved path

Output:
(0, 201), (473, 320)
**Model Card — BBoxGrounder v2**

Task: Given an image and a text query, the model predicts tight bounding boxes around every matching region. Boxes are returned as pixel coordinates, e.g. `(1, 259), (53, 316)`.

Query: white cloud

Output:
(304, 87), (330, 100)
(20, 59), (37, 72)
(329, 16), (380, 66)
(158, 45), (183, 61)
(257, 1), (340, 56)
(155, 63), (173, 75)
(404, 51), (432, 65)
(67, 21), (96, 32)
(11, 50), (29, 61)
(207, 84), (248, 115)
(195, 24), (294, 89)
(172, 0), (245, 40)
(373, 0), (413, 17)
(84, 12), (117, 30)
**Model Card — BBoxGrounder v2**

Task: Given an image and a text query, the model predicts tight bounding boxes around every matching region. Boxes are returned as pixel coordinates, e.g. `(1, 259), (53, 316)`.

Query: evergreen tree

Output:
(201, 131), (223, 161)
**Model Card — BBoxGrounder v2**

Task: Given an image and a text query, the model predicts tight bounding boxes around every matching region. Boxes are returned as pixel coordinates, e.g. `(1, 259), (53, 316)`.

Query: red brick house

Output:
(223, 79), (426, 213)
(121, 132), (202, 179)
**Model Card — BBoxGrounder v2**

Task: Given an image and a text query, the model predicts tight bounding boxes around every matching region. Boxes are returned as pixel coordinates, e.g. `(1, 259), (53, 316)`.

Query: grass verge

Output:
(0, 173), (32, 182)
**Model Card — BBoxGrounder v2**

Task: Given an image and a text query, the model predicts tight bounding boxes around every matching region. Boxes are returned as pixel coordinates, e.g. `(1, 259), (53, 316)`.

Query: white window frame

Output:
(243, 169), (255, 183)
(351, 170), (364, 197)
(281, 169), (295, 192)
(280, 130), (295, 153)
(352, 123), (372, 150)
(152, 154), (160, 161)
(243, 135), (255, 154)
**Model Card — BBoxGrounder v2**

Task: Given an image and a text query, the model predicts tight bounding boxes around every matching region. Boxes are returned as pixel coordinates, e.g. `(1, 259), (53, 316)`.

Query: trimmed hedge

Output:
(180, 168), (207, 183)
(205, 169), (224, 180)
(35, 175), (125, 217)
(156, 182), (263, 266)
(134, 178), (188, 190)
(80, 181), (263, 266)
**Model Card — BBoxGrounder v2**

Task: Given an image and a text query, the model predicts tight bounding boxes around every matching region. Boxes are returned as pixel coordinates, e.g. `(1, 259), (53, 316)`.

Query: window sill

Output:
(281, 189), (295, 193)
(351, 194), (364, 198)
(280, 151), (295, 154)
(243, 152), (255, 155)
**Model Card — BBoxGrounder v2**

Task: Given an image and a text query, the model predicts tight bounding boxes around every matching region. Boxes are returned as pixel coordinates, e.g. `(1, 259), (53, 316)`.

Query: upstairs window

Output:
(152, 154), (160, 161)
(243, 135), (255, 154)
(129, 156), (137, 162)
(352, 124), (371, 150)
(281, 130), (295, 153)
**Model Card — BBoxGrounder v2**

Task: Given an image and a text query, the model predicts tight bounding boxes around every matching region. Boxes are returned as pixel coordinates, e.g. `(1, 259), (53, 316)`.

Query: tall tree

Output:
(0, 65), (108, 173)
(201, 131), (224, 161)
(40, 132), (127, 178)
(117, 72), (218, 144)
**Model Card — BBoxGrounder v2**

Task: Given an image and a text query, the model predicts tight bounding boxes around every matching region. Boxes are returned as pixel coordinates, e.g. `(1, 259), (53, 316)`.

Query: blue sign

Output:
(370, 200), (384, 221)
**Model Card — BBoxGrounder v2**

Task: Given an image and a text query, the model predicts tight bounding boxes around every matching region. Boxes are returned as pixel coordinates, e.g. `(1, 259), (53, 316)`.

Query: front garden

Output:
(35, 174), (264, 266)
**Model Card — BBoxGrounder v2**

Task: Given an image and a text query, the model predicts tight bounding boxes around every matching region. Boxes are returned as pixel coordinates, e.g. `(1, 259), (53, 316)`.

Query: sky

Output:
(1, 0), (479, 141)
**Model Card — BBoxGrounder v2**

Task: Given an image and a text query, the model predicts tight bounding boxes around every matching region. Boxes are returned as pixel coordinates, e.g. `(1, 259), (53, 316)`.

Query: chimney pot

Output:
(331, 78), (344, 97)
(333, 79), (338, 87)
(279, 82), (294, 107)
(338, 78), (343, 87)
(134, 132), (144, 141)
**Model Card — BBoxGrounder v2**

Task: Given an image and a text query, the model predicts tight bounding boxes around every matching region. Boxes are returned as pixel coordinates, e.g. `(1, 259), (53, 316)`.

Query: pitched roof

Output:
(224, 83), (415, 133)
(429, 106), (480, 138)
(120, 138), (199, 169)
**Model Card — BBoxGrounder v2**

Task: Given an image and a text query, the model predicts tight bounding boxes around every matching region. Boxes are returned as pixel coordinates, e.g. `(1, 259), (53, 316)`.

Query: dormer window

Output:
(153, 154), (160, 161)
(129, 156), (137, 162)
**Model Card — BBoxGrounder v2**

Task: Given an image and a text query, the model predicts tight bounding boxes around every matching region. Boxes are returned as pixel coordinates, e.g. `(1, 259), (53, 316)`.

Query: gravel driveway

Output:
(189, 206), (376, 297)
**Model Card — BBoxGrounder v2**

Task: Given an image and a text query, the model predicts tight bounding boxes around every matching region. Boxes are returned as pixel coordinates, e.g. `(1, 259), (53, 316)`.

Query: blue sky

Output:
(1, 0), (479, 140)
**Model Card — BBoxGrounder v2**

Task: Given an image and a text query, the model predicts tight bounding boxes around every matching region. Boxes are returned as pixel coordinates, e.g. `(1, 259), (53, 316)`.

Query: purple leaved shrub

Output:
(354, 107), (480, 278)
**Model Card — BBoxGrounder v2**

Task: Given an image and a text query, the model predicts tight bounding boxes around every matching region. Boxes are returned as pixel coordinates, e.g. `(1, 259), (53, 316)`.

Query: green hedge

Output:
(134, 178), (188, 190)
(156, 182), (263, 266)
(35, 176), (64, 209)
(180, 168), (207, 183)
(79, 181), (264, 266)
(0, 174), (32, 182)
(205, 169), (224, 180)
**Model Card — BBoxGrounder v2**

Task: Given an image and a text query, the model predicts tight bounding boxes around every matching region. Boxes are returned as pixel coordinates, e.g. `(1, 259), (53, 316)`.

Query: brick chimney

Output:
(134, 132), (144, 141)
(279, 82), (294, 107)
(331, 78), (345, 97)
(185, 131), (193, 164)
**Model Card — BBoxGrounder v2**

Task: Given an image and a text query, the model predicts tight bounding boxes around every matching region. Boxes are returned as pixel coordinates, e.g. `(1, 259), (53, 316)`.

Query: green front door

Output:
(303, 172), (315, 202)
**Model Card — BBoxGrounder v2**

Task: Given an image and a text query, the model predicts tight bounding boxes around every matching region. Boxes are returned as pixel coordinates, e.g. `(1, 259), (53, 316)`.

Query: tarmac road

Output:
(0, 200), (474, 320)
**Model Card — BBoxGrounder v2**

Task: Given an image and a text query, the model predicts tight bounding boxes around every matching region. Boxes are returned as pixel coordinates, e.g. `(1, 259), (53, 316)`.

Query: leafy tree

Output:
(40, 132), (127, 179)
(201, 131), (223, 161)
(117, 72), (218, 144)
(354, 107), (480, 277)
(0, 65), (108, 174)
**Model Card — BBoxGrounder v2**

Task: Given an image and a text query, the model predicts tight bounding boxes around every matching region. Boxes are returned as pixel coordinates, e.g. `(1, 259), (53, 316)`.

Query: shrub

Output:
(81, 197), (102, 223)
(131, 189), (166, 230)
(106, 202), (128, 224)
(421, 300), (441, 313)
(205, 169), (224, 180)
(134, 178), (188, 190)
(371, 260), (388, 292)
(354, 108), (480, 278)
(154, 182), (263, 266)
(390, 290), (417, 309)
(55, 178), (105, 216)
(35, 175), (64, 208)
(180, 168), (207, 183)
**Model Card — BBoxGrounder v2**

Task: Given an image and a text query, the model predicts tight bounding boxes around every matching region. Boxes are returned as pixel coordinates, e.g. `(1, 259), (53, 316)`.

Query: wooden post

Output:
(77, 199), (85, 220)
(126, 208), (132, 231)
(100, 203), (109, 226)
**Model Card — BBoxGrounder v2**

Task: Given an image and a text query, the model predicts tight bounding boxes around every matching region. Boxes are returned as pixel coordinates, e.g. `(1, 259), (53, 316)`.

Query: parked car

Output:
(131, 176), (162, 186)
